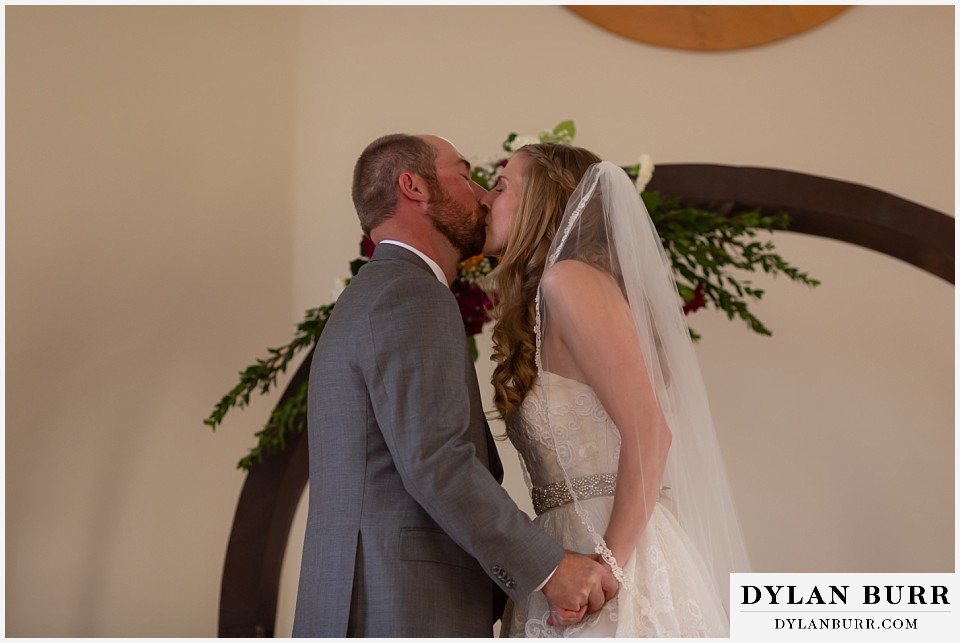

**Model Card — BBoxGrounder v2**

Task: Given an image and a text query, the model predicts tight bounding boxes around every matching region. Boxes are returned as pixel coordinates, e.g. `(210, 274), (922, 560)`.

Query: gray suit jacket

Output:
(292, 243), (564, 637)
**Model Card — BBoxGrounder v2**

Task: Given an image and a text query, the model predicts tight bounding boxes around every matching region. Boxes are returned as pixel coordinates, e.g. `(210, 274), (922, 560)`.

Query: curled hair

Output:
(352, 134), (438, 235)
(489, 143), (602, 419)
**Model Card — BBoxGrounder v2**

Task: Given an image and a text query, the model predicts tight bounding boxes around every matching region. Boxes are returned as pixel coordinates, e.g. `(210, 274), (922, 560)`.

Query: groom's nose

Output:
(480, 187), (497, 209)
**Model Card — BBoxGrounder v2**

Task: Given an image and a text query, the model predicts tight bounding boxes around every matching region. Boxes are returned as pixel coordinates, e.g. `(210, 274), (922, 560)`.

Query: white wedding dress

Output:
(499, 371), (729, 638)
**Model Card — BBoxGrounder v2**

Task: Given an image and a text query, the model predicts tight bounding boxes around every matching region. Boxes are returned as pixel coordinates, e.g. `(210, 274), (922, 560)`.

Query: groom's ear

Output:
(398, 171), (430, 204)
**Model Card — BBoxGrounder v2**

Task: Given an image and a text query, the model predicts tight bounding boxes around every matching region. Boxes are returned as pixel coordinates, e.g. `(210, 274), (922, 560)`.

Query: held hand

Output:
(541, 551), (620, 626)
(544, 602), (587, 628)
(591, 552), (621, 603)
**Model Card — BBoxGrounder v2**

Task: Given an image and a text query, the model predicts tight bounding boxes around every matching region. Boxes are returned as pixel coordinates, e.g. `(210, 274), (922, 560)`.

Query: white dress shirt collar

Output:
(378, 240), (447, 284)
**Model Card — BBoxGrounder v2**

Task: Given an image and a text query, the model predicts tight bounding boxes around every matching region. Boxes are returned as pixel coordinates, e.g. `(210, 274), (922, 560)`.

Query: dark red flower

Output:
(454, 282), (494, 336)
(360, 235), (377, 259)
(683, 282), (706, 315)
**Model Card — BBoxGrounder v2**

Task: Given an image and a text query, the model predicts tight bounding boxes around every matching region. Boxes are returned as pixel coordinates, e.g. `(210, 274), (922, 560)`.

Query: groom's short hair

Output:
(352, 134), (439, 235)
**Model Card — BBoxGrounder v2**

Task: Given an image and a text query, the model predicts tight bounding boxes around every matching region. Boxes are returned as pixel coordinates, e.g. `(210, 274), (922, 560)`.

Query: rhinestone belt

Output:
(531, 473), (618, 516)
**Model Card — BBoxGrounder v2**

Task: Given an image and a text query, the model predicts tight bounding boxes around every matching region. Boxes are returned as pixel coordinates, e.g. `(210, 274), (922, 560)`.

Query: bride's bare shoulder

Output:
(541, 259), (618, 300)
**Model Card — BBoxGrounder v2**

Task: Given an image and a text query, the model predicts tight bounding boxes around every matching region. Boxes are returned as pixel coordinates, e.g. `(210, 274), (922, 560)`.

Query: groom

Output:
(292, 134), (617, 637)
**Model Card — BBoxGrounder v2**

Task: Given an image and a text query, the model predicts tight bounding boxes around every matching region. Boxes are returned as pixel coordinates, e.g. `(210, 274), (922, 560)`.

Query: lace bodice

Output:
(506, 371), (620, 493)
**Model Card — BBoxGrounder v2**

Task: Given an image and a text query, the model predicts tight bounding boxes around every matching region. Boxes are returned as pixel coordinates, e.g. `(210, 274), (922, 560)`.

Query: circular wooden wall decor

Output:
(567, 5), (850, 51)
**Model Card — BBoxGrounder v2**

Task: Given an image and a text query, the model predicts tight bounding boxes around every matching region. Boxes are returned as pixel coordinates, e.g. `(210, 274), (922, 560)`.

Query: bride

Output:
(481, 143), (751, 637)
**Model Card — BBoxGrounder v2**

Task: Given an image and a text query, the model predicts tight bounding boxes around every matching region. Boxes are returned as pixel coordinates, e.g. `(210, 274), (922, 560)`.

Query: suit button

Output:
(491, 565), (502, 574)
(506, 580), (517, 589)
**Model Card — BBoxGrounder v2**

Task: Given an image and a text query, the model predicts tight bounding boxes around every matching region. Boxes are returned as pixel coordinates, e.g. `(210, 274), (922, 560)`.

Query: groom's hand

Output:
(541, 551), (619, 626)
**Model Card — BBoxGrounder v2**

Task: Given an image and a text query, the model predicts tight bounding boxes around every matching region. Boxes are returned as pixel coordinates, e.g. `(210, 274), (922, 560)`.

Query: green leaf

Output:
(552, 120), (576, 142)
(641, 191), (661, 211)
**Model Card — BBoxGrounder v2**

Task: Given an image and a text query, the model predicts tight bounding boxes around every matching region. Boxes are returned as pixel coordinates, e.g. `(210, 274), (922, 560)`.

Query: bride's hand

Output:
(541, 551), (619, 625)
(589, 553), (621, 599)
(546, 602), (587, 627)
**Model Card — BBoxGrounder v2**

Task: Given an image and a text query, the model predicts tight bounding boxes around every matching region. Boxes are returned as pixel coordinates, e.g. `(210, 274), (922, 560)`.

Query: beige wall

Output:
(6, 5), (954, 637)
(5, 6), (300, 636)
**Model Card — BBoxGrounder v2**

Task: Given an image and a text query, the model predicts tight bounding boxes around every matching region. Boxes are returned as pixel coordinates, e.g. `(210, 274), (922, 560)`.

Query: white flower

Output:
(635, 153), (655, 193)
(472, 154), (503, 168)
(331, 276), (349, 301)
(507, 135), (542, 152)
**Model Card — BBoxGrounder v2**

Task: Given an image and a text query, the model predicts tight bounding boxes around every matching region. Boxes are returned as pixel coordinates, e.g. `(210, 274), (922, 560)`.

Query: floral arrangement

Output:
(452, 254), (499, 358)
(205, 121), (818, 470)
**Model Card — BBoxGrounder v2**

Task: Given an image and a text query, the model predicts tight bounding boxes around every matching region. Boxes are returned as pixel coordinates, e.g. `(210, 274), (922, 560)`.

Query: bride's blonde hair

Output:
(489, 142), (602, 419)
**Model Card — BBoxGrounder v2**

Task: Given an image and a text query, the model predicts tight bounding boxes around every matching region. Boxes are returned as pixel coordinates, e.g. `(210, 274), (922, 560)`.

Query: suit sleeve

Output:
(363, 275), (563, 600)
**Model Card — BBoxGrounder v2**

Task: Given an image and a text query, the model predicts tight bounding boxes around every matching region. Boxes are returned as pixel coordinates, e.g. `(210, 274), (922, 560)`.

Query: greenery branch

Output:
(641, 190), (819, 338)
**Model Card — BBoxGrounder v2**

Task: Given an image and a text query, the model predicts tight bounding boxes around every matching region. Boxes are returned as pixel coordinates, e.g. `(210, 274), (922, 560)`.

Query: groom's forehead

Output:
(426, 136), (469, 170)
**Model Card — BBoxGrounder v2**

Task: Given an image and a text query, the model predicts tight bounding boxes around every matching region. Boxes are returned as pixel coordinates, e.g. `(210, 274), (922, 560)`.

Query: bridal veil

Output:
(535, 161), (751, 611)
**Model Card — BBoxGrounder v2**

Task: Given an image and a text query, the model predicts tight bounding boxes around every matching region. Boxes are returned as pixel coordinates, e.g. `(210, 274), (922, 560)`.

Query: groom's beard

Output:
(427, 187), (486, 261)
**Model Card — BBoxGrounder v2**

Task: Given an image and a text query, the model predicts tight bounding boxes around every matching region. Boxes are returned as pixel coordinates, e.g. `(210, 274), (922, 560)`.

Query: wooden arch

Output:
(217, 165), (953, 636)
